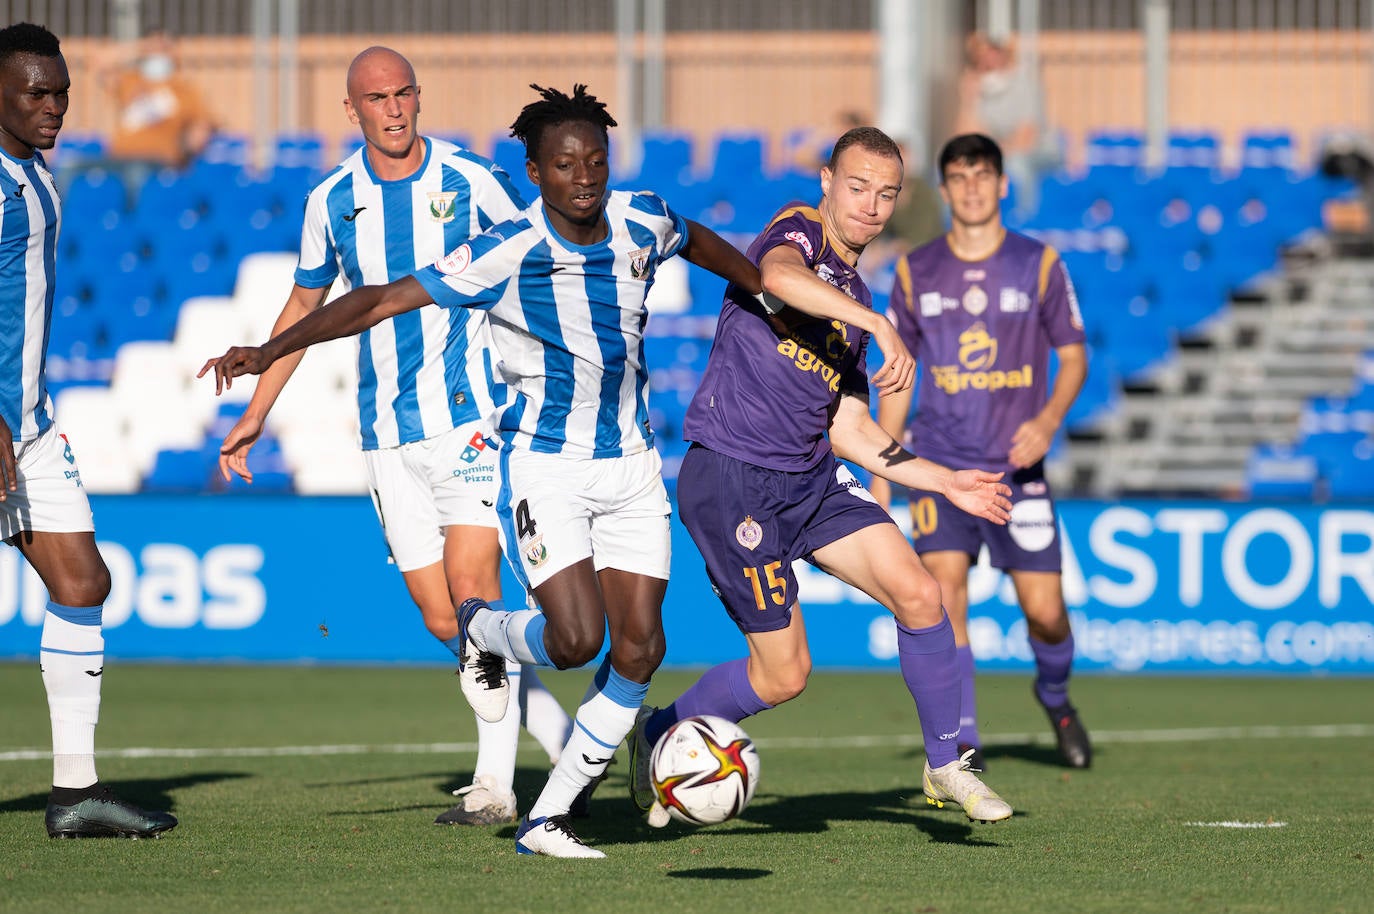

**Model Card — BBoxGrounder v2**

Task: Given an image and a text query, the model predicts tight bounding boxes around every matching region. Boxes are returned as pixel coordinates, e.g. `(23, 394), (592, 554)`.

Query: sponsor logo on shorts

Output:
(59, 434), (74, 463)
(835, 464), (877, 504)
(1023, 480), (1048, 496)
(735, 515), (762, 550)
(1008, 498), (1056, 552)
(459, 432), (487, 464)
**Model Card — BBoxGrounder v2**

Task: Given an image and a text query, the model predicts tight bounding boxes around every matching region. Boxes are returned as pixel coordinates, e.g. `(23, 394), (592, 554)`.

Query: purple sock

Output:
(956, 644), (980, 747)
(897, 613), (962, 769)
(645, 658), (771, 746)
(1031, 633), (1076, 709)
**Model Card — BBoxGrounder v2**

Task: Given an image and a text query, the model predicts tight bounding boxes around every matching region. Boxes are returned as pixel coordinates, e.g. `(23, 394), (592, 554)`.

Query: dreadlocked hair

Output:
(0, 23), (61, 70)
(509, 83), (617, 163)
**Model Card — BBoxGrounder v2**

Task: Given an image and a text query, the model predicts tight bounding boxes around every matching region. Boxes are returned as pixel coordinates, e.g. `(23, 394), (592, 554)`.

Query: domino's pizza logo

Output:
(58, 433), (74, 463)
(459, 431), (487, 464)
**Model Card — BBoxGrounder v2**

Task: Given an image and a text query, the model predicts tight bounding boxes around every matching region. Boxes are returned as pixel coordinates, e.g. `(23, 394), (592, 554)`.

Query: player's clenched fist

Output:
(197, 346), (271, 394)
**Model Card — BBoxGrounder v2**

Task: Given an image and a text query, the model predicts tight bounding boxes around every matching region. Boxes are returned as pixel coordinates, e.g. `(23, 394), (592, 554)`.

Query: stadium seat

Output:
(63, 168), (128, 222)
(1324, 441), (1374, 498)
(635, 131), (695, 188)
(1245, 443), (1318, 499)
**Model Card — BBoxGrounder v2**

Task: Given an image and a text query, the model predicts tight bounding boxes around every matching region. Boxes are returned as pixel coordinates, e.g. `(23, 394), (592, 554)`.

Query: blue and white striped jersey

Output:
(294, 137), (525, 450)
(0, 147), (59, 443)
(415, 191), (689, 459)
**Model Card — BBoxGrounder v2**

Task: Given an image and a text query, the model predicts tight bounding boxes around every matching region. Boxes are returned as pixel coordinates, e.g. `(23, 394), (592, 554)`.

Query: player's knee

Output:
(610, 630), (665, 682)
(50, 564), (111, 608)
(1026, 613), (1070, 644)
(544, 623), (605, 670)
(753, 661), (810, 706)
(889, 571), (944, 627)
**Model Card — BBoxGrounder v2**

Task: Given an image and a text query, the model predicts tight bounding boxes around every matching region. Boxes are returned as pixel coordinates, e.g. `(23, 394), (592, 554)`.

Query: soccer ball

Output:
(650, 715), (760, 826)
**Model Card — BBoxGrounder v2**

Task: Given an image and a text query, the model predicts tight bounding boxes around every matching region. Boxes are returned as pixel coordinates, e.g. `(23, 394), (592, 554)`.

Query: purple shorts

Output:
(907, 464), (1062, 572)
(678, 443), (894, 634)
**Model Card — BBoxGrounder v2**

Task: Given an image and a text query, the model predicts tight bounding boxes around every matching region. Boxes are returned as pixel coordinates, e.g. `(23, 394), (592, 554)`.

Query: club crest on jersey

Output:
(735, 515), (763, 550)
(428, 191), (458, 223)
(962, 284), (988, 316)
(784, 230), (813, 258)
(437, 244), (471, 275)
(628, 245), (653, 280)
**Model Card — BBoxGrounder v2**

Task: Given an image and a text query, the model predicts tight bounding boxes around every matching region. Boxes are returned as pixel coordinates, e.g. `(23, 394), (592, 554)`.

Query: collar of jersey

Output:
(359, 135), (433, 186)
(536, 197), (612, 255)
(0, 143), (41, 168)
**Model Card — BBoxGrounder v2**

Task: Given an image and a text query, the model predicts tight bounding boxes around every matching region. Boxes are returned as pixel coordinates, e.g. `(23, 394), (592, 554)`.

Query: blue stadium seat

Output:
(64, 168), (128, 221)
(142, 449), (214, 493)
(1324, 442), (1374, 498)
(1245, 443), (1318, 499)
(635, 131), (695, 188)
(708, 133), (766, 186)
(1298, 430), (1369, 478)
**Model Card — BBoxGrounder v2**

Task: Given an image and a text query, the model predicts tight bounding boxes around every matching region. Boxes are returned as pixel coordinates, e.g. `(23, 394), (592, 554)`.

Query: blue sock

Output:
(646, 658), (771, 746)
(897, 613), (962, 769)
(1031, 633), (1076, 709)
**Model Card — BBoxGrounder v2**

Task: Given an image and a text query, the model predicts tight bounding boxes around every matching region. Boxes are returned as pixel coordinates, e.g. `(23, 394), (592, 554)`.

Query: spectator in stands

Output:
(95, 28), (215, 197)
(786, 108), (867, 174)
(0, 21), (177, 840)
(866, 137), (946, 280)
(873, 132), (1092, 772)
(211, 47), (578, 828)
(953, 32), (1057, 221)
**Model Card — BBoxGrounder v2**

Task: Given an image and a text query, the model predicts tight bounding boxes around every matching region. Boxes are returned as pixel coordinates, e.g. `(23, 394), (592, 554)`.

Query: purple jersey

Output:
(889, 231), (1085, 473)
(684, 203), (872, 472)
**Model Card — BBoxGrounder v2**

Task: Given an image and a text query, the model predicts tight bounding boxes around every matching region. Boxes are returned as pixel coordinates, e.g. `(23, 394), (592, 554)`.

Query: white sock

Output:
(520, 668), (573, 765)
(527, 660), (645, 820)
(40, 605), (103, 789)
(471, 664), (524, 795)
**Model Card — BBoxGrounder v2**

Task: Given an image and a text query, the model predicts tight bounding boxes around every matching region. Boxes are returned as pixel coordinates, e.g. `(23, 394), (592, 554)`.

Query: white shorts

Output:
(362, 422), (499, 573)
(497, 447), (671, 593)
(0, 423), (95, 540)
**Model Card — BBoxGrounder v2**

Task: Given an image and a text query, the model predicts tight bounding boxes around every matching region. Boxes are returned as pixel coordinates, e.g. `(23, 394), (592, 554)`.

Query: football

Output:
(650, 715), (760, 826)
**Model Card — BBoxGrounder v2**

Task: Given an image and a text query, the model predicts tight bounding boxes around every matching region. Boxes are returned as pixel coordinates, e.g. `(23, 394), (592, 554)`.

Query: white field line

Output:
(1186, 821), (1288, 828)
(1, 722), (1372, 763)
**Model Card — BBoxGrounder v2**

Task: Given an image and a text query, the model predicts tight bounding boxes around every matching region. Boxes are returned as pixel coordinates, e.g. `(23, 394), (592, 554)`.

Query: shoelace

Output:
(542, 815), (585, 843)
(473, 651), (505, 689)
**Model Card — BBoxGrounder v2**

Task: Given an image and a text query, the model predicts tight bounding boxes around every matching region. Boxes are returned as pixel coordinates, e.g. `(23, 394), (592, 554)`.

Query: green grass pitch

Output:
(1, 664), (1370, 913)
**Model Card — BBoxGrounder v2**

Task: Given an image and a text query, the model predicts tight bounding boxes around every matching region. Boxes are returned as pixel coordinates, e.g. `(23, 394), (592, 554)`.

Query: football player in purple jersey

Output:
(872, 133), (1091, 770)
(630, 127), (1016, 827)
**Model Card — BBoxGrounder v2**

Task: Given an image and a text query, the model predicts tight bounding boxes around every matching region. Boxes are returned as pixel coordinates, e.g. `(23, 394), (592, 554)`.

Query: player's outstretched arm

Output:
(0, 414), (14, 501)
(679, 219), (761, 294)
(828, 392), (1011, 524)
(197, 276), (430, 395)
(758, 245), (913, 396)
(217, 283), (331, 484)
